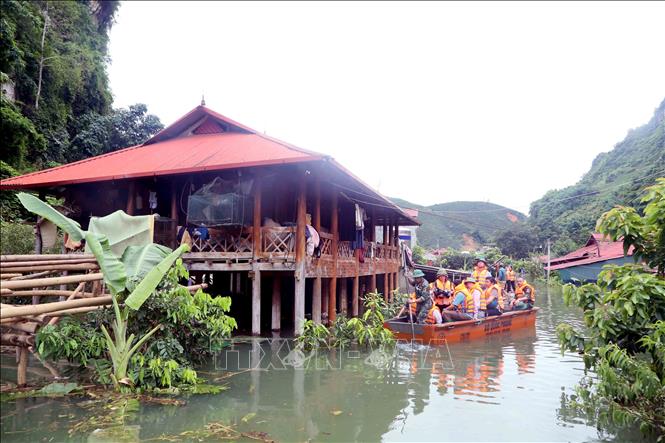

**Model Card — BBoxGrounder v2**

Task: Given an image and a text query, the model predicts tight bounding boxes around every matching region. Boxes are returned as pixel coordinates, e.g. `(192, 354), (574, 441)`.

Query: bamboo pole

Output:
(2, 334), (35, 347)
(17, 346), (28, 387)
(9, 270), (59, 280)
(1, 274), (22, 280)
(1, 273), (102, 291)
(3, 289), (98, 298)
(2, 321), (40, 334)
(1, 258), (97, 268)
(1, 263), (99, 273)
(37, 305), (106, 321)
(1, 254), (94, 262)
(47, 282), (85, 326)
(1, 295), (112, 319)
(1, 288), (13, 295)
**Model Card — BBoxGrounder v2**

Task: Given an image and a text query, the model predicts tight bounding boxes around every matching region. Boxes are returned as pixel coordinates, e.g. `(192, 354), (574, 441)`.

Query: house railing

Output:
(261, 226), (296, 258)
(190, 227), (253, 255)
(319, 232), (333, 256)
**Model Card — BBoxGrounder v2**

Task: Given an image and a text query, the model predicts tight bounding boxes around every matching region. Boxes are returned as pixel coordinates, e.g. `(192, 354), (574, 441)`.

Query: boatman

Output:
(405, 269), (433, 323)
(472, 257), (492, 286)
(511, 277), (536, 310)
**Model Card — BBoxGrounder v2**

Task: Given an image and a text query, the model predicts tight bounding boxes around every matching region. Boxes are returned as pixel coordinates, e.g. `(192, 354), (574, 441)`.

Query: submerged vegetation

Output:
(297, 292), (395, 351)
(557, 178), (665, 438)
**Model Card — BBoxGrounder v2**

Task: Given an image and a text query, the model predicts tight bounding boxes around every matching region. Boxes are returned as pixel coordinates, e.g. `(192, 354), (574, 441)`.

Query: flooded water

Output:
(0, 285), (650, 442)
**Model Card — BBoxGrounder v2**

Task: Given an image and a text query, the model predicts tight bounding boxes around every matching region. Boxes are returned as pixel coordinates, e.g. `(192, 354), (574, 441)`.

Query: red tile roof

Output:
(544, 233), (633, 271)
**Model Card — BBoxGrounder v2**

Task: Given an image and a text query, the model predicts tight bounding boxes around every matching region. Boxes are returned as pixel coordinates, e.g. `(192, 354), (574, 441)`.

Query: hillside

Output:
(390, 198), (526, 250)
(528, 97), (665, 252)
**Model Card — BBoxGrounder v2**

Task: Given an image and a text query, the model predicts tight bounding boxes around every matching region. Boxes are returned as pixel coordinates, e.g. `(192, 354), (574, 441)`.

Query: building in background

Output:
(544, 233), (634, 283)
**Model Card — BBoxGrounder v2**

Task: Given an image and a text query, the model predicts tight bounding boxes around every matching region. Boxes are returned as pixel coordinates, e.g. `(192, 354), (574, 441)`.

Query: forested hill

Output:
(1, 1), (163, 221)
(528, 98), (665, 253)
(390, 198), (526, 250)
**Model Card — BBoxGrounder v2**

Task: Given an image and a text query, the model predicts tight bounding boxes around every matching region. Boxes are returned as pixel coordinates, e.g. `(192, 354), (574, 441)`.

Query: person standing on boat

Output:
(430, 269), (453, 310)
(483, 277), (504, 316)
(405, 269), (433, 323)
(511, 277), (536, 310)
(505, 265), (516, 293)
(497, 263), (507, 291)
(472, 257), (492, 285)
(442, 277), (484, 322)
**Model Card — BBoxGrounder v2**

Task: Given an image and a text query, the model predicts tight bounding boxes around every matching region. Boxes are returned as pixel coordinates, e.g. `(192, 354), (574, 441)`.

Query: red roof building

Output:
(544, 233), (634, 282)
(1, 105), (416, 335)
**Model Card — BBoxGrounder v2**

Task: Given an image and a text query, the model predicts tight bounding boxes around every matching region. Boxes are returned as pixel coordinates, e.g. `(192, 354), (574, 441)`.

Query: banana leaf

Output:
(121, 244), (172, 281)
(124, 244), (189, 310)
(17, 192), (85, 241)
(85, 233), (127, 295)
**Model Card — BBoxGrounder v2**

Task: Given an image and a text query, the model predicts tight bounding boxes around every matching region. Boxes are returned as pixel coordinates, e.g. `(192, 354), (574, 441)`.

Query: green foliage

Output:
(493, 224), (539, 259)
(297, 292), (395, 350)
(0, 221), (34, 254)
(36, 318), (106, 366)
(0, 97), (46, 168)
(390, 198), (526, 249)
(411, 244), (425, 264)
(557, 180), (665, 437)
(529, 98), (665, 250)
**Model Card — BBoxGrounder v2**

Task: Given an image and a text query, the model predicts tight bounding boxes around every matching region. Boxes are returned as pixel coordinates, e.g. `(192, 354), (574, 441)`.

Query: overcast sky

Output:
(108, 1), (665, 215)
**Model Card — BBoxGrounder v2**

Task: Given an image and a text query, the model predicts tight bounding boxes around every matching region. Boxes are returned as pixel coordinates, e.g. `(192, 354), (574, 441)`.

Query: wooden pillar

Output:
(294, 174), (307, 335)
(370, 273), (377, 293)
(388, 223), (394, 248)
(383, 273), (389, 302)
(251, 266), (261, 336)
(322, 278), (330, 325)
(313, 177), (321, 232)
(370, 208), (376, 242)
(126, 181), (135, 215)
(352, 274), (359, 317)
(253, 177), (262, 258)
(271, 275), (281, 331)
(382, 223), (388, 245)
(394, 223), (400, 246)
(392, 272), (398, 300)
(339, 278), (348, 315)
(170, 181), (178, 222)
(329, 192), (338, 323)
(17, 346), (28, 387)
(312, 277), (322, 324)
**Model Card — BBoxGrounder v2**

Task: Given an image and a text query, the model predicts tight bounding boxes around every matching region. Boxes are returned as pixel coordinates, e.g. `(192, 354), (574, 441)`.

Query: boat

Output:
(383, 308), (539, 345)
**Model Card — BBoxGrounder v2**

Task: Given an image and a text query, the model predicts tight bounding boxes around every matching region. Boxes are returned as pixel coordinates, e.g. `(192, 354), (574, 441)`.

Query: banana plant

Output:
(18, 192), (189, 390)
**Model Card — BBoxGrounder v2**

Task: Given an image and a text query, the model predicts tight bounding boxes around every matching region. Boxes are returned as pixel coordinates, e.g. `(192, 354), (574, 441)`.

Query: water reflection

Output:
(0, 286), (648, 442)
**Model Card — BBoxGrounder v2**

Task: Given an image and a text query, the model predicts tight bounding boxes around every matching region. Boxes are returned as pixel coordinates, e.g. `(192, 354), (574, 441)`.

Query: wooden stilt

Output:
(339, 278), (348, 316)
(170, 181), (178, 222)
(371, 273), (377, 293)
(294, 174), (307, 335)
(253, 177), (262, 258)
(383, 273), (389, 302)
(329, 192), (338, 323)
(126, 181), (135, 215)
(322, 278), (329, 325)
(251, 265), (261, 336)
(17, 346), (28, 387)
(271, 275), (281, 331)
(352, 274), (359, 317)
(312, 277), (322, 324)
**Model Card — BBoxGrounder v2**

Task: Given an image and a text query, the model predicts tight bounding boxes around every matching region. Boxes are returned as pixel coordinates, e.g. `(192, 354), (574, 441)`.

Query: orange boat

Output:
(383, 308), (539, 345)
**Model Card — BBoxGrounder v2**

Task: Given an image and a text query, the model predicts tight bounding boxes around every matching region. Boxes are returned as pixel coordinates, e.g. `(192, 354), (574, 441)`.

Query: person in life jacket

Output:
(442, 277), (485, 322)
(505, 265), (516, 293)
(425, 303), (443, 324)
(472, 257), (492, 286)
(431, 269), (453, 311)
(397, 292), (418, 319)
(482, 277), (504, 316)
(403, 269), (433, 323)
(511, 277), (536, 310)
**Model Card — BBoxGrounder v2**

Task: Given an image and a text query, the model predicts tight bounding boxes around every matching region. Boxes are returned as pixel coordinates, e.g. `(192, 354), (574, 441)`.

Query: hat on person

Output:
(475, 257), (487, 265)
(436, 269), (448, 277)
(465, 277), (477, 284)
(412, 269), (425, 278)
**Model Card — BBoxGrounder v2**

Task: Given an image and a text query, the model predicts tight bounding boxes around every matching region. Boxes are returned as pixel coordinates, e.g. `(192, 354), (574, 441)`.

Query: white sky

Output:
(108, 1), (665, 215)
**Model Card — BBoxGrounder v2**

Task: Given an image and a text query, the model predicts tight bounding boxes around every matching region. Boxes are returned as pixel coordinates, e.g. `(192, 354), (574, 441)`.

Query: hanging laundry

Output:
(306, 224), (320, 257)
(149, 191), (158, 210)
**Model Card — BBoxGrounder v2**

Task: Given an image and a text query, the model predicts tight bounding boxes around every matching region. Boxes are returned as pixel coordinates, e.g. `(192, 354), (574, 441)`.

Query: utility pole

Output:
(546, 238), (551, 283)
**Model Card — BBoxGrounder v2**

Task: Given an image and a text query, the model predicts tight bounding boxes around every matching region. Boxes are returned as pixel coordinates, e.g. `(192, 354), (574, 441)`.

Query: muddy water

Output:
(0, 286), (648, 442)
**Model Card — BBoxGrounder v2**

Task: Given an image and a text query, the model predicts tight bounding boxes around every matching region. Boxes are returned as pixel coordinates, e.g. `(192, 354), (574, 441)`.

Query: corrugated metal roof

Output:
(0, 132), (321, 188)
(545, 233), (633, 271)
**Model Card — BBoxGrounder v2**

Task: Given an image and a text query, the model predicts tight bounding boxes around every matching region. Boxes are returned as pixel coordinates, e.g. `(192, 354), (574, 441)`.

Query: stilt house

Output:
(1, 105), (418, 334)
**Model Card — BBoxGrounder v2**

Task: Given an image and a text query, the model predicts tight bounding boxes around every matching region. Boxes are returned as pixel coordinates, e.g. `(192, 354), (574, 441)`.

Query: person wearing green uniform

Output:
(405, 269), (433, 324)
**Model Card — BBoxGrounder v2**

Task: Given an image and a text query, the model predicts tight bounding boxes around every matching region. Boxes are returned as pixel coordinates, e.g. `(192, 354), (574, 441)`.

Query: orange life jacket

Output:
(515, 282), (536, 302)
(454, 286), (486, 313)
(484, 284), (504, 308)
(425, 305), (441, 324)
(472, 268), (491, 285)
(506, 270), (516, 281)
(430, 279), (453, 293)
(407, 292), (417, 315)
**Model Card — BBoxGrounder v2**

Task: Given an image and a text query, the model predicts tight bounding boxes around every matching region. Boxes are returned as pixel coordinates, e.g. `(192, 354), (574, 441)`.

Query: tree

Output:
(557, 178), (665, 437)
(493, 225), (538, 259)
(411, 244), (425, 265)
(68, 104), (163, 161)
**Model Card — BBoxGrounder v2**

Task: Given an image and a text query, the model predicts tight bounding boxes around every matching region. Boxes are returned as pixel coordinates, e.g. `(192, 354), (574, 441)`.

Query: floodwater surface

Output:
(0, 285), (650, 442)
